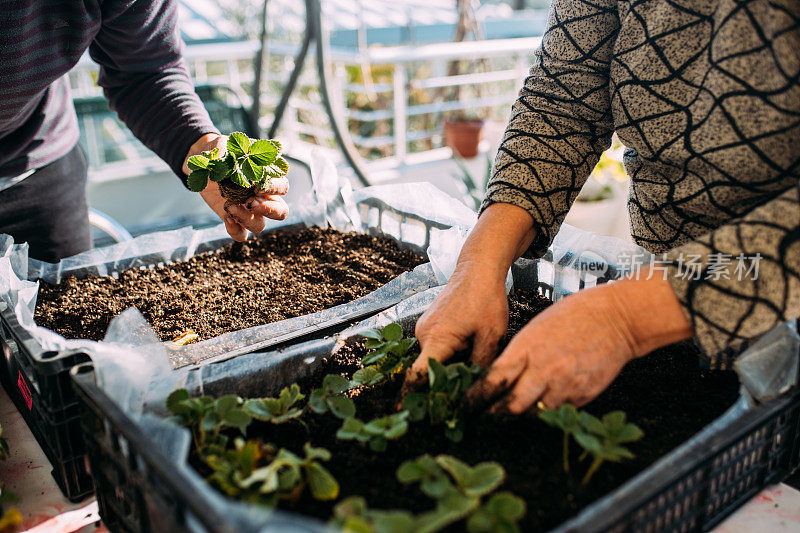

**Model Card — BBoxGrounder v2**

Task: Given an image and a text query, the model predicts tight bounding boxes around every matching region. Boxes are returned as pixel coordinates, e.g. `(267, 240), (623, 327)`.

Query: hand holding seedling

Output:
(465, 266), (693, 414)
(183, 133), (289, 242)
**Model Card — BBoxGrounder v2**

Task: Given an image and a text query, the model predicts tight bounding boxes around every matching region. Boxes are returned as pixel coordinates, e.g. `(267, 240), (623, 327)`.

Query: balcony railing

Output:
(70, 35), (540, 173)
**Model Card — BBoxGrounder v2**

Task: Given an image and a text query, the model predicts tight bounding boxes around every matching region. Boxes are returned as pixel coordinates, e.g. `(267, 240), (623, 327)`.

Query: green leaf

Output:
(403, 394), (428, 422)
(486, 492), (526, 520)
(352, 366), (385, 387)
(323, 374), (353, 395)
(262, 157), (289, 177)
(428, 359), (448, 389)
(248, 139), (278, 165)
(464, 463), (504, 497)
(306, 462), (339, 500)
(606, 444), (635, 461)
(187, 169), (210, 192)
(309, 389), (327, 414)
(579, 412), (606, 437)
(382, 323), (403, 342)
(187, 154), (210, 171)
(227, 132), (251, 157)
(574, 432), (602, 454)
(215, 396), (238, 416)
(337, 417), (368, 442)
(615, 423), (644, 443)
(223, 409), (252, 434)
(166, 389), (190, 414)
(361, 329), (383, 340)
(229, 168), (251, 188)
(369, 437), (388, 452)
(209, 159), (230, 182)
(327, 395), (356, 419)
(268, 139), (282, 153)
(243, 398), (277, 421)
(240, 158), (264, 185)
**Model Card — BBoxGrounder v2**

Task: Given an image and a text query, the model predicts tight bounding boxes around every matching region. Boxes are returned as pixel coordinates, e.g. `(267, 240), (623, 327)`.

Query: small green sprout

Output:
(167, 389), (251, 453)
(237, 442), (339, 503)
(336, 411), (410, 452)
(309, 374), (356, 419)
(186, 133), (288, 203)
(332, 496), (415, 533)
(574, 411), (644, 485)
(351, 365), (386, 387)
(538, 404), (581, 472)
(243, 384), (305, 424)
(396, 454), (524, 533)
(204, 438), (275, 497)
(466, 492), (527, 533)
(361, 323), (418, 374)
(403, 359), (484, 442)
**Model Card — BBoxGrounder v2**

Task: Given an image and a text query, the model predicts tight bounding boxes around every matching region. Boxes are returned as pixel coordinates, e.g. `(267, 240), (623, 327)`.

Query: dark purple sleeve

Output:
(88, 0), (220, 183)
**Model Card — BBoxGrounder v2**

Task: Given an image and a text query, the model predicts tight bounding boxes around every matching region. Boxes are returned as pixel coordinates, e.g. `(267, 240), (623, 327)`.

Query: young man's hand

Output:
(183, 133), (289, 241)
(464, 267), (695, 413)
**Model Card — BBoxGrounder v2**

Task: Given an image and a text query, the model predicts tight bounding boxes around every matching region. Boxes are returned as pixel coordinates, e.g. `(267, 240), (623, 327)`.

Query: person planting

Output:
(403, 0), (799, 413)
(0, 0), (288, 262)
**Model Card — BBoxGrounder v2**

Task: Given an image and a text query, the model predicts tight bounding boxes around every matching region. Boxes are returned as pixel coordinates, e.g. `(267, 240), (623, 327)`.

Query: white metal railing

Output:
(69, 36), (540, 170)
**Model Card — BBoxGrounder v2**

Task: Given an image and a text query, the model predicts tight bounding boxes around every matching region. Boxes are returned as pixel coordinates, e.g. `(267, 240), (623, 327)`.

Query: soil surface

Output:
(34, 228), (424, 342)
(237, 289), (740, 531)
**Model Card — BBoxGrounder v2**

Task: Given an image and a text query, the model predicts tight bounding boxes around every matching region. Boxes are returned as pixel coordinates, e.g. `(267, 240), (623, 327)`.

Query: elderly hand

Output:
(183, 133), (289, 242)
(401, 203), (537, 395)
(464, 267), (694, 414)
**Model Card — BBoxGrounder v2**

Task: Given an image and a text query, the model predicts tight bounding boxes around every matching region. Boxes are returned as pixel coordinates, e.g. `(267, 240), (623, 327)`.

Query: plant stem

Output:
(582, 457), (603, 485)
(562, 432), (570, 473)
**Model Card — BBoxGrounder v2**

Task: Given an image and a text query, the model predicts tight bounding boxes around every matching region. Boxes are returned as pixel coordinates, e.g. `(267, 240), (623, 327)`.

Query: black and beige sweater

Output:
(483, 0), (799, 362)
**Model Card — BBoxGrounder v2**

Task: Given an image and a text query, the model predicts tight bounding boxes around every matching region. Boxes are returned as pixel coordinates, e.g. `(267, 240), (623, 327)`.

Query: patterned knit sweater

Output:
(483, 0), (799, 363)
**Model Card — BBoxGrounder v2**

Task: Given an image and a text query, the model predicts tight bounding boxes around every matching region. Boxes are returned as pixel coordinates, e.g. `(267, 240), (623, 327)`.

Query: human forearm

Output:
(454, 203), (537, 281)
(90, 0), (218, 180)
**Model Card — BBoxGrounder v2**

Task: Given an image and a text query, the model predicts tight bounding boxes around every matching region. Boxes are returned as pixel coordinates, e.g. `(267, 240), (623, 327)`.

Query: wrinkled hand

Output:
(402, 264), (509, 396)
(465, 268), (694, 414)
(183, 133), (289, 241)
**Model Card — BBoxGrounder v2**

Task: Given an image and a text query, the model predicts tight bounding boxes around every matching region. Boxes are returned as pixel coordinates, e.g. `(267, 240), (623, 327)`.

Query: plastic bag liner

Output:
(115, 256), (799, 533)
(0, 151), (483, 379)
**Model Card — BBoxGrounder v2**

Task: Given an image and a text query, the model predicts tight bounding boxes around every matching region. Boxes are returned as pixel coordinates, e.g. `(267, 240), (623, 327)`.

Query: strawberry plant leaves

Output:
(306, 462), (340, 501)
(248, 139), (278, 165)
(187, 154), (210, 171)
(240, 158), (264, 184)
(327, 395), (356, 419)
(382, 323), (403, 341)
(227, 132), (251, 157)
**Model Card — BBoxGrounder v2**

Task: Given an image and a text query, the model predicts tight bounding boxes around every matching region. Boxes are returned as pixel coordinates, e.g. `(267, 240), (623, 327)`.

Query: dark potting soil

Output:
(241, 289), (740, 532)
(34, 227), (424, 343)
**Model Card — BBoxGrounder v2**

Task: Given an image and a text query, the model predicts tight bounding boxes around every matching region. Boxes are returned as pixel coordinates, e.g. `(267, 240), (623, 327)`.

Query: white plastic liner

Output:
(107, 261), (799, 533)
(0, 152), (477, 383)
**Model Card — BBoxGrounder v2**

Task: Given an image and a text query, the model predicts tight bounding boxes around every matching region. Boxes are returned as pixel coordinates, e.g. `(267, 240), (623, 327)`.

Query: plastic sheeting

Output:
(116, 257), (800, 533)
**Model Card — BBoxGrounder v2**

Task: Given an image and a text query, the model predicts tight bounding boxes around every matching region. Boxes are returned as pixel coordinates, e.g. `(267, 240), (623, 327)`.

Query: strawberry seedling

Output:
(244, 384), (305, 424)
(336, 411), (410, 452)
(309, 374), (356, 419)
(403, 359), (484, 442)
(538, 404), (581, 472)
(186, 132), (288, 203)
(574, 411), (644, 485)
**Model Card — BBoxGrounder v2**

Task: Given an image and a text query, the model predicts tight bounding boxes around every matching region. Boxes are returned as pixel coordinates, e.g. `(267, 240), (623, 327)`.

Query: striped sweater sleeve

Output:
(481, 0), (619, 258)
(89, 0), (219, 182)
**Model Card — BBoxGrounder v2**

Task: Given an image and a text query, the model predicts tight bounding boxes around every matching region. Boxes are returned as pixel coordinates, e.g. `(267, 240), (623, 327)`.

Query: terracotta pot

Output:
(444, 119), (484, 158)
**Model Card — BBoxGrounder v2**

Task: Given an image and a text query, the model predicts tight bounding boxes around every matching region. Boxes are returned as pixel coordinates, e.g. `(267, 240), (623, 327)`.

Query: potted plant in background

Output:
(441, 0), (487, 159)
(444, 111), (485, 159)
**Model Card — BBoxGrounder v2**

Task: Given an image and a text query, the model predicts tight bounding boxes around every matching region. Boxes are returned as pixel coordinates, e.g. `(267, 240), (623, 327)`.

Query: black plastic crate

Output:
(71, 258), (800, 533)
(0, 196), (456, 502)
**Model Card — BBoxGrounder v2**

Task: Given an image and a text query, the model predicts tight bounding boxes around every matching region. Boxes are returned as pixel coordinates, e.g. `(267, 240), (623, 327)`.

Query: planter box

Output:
(70, 256), (800, 532)
(0, 186), (469, 502)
